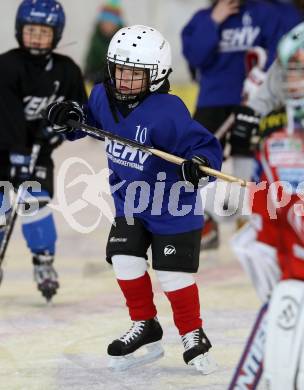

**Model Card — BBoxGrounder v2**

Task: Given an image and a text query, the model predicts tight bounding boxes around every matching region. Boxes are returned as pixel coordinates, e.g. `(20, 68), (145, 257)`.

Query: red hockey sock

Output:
(117, 272), (157, 321)
(165, 283), (202, 335)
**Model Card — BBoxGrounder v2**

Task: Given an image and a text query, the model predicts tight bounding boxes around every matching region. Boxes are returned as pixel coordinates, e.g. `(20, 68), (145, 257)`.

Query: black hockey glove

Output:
(9, 152), (31, 189)
(180, 156), (210, 189)
(45, 101), (84, 134)
(230, 106), (260, 156)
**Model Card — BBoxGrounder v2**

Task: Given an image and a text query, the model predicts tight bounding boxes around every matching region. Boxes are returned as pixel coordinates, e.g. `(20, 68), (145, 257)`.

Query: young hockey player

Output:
(45, 25), (223, 372)
(231, 23), (304, 388)
(0, 0), (87, 301)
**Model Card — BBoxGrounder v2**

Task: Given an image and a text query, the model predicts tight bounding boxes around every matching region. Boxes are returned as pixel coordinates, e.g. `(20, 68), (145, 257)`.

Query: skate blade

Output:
(38, 281), (59, 302)
(107, 341), (164, 371)
(188, 352), (218, 375)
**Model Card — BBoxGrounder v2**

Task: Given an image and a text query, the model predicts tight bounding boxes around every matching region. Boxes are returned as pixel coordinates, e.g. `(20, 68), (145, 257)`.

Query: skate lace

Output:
(119, 321), (146, 344)
(181, 329), (200, 351)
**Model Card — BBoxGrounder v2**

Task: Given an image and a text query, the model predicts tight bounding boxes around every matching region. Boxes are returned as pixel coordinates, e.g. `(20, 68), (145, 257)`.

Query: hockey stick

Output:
(0, 143), (41, 284)
(228, 302), (268, 389)
(214, 113), (235, 140)
(67, 119), (248, 187)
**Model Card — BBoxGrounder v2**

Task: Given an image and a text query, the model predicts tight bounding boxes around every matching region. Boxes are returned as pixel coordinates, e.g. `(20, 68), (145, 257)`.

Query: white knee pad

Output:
(231, 220), (281, 302)
(264, 279), (304, 390)
(112, 255), (148, 280)
(155, 270), (195, 292)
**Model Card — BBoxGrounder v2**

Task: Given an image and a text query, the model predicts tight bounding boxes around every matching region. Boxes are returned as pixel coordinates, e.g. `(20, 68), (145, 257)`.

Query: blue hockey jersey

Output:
(70, 85), (223, 235)
(182, 0), (283, 108)
(269, 0), (303, 33)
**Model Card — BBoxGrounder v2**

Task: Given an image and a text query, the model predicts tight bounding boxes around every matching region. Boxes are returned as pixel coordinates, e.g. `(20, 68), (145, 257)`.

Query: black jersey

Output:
(0, 48), (87, 153)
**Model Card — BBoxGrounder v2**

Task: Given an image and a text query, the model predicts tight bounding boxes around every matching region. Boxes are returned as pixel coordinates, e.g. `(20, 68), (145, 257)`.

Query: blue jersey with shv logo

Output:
(75, 84), (222, 234)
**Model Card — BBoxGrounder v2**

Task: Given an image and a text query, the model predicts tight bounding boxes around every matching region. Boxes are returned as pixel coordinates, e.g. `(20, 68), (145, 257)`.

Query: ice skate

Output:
(33, 252), (59, 302)
(107, 317), (164, 371)
(182, 328), (218, 374)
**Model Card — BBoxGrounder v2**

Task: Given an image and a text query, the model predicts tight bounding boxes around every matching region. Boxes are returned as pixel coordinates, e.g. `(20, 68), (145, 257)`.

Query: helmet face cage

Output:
(107, 57), (158, 101)
(283, 52), (304, 133)
(282, 51), (304, 101)
(15, 0), (65, 54)
(21, 24), (54, 55)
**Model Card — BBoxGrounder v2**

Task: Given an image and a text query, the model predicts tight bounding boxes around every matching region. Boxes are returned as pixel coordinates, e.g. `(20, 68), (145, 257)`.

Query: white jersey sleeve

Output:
(247, 59), (285, 117)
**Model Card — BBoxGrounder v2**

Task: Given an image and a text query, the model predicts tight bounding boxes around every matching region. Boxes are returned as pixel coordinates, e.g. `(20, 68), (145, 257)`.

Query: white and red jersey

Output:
(251, 130), (304, 280)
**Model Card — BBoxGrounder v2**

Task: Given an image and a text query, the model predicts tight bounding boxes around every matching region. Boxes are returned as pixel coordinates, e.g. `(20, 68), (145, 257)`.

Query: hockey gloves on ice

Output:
(180, 156), (210, 189)
(230, 106), (260, 156)
(45, 101), (84, 134)
(9, 152), (31, 189)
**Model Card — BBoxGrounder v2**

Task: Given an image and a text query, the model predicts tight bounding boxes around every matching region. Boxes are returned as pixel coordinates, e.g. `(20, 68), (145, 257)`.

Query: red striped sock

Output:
(165, 283), (202, 335)
(117, 272), (157, 321)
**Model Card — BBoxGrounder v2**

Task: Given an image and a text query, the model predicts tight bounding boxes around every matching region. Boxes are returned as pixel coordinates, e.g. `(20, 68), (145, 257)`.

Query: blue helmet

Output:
(15, 0), (65, 50)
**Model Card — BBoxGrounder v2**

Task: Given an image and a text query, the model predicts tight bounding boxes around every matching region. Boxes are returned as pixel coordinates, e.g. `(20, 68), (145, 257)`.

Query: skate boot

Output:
(107, 317), (164, 370)
(201, 213), (219, 250)
(182, 328), (218, 374)
(33, 252), (59, 302)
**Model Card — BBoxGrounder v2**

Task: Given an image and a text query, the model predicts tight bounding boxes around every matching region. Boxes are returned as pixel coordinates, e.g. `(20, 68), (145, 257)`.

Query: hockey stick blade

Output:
(228, 302), (268, 390)
(67, 120), (248, 187)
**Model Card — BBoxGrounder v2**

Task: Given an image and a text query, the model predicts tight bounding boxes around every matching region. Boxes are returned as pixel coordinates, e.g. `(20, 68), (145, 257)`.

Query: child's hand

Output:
(211, 0), (240, 24)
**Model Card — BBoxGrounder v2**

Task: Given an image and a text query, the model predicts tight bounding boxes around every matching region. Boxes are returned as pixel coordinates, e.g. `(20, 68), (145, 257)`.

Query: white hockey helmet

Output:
(107, 25), (172, 97)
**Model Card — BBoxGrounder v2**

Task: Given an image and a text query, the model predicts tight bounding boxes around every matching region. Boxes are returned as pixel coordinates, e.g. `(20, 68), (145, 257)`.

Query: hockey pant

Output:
(0, 189), (57, 256)
(112, 254), (202, 335)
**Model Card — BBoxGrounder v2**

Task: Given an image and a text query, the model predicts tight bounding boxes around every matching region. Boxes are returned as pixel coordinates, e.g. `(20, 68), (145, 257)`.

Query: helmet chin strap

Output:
(25, 46), (52, 56)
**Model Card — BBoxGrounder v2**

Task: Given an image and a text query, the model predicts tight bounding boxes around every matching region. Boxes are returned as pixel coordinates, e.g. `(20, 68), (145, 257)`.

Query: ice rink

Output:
(0, 138), (261, 390)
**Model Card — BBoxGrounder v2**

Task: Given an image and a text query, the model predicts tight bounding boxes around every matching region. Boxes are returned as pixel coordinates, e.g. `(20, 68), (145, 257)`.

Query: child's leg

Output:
(155, 270), (201, 335)
(106, 217), (156, 320)
(106, 218), (163, 369)
(112, 254), (157, 320)
(156, 270), (216, 373)
(108, 255), (163, 369)
(151, 229), (217, 373)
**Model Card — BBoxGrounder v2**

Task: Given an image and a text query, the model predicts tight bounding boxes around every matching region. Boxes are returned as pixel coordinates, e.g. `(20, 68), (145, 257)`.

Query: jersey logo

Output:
(164, 245), (176, 256)
(23, 80), (65, 121)
(109, 237), (127, 243)
(105, 138), (150, 171)
(220, 26), (260, 52)
(242, 12), (252, 26)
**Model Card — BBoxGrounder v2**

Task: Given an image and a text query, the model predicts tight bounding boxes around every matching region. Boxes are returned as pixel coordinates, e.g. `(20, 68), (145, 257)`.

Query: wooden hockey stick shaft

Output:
(214, 112), (235, 140)
(67, 120), (248, 187)
(0, 144), (41, 284)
